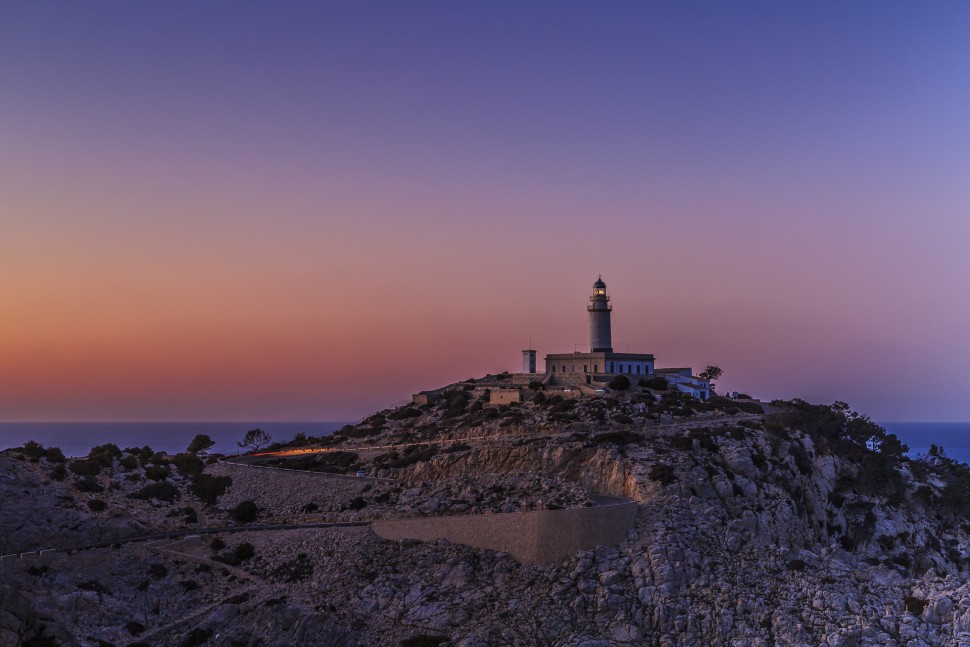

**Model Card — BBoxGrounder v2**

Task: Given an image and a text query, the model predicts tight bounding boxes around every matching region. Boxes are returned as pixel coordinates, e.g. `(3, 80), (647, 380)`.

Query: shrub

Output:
(24, 440), (47, 458)
(88, 443), (121, 467)
(144, 464), (171, 481)
(180, 628), (213, 647)
(387, 445), (437, 469)
(75, 477), (104, 493)
(191, 474), (232, 504)
(787, 559), (807, 571)
(608, 375), (631, 391)
(119, 455), (139, 471)
(45, 446), (66, 463)
(640, 377), (668, 390)
(229, 500), (259, 523)
(69, 459), (101, 477)
(402, 636), (448, 647)
(348, 497), (367, 510)
(210, 538), (226, 551)
(50, 464), (67, 481)
(388, 406), (422, 420)
(301, 502), (319, 513)
(125, 621), (146, 636)
(233, 542), (255, 561)
(88, 499), (107, 512)
(171, 453), (204, 479)
(130, 482), (180, 502)
(148, 563), (168, 579)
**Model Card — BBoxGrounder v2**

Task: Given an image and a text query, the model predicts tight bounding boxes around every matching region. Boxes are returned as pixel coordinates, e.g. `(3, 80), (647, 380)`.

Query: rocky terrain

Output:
(5, 381), (970, 646)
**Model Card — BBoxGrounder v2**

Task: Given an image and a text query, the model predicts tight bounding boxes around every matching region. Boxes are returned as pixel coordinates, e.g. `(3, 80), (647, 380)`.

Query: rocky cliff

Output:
(4, 385), (970, 646)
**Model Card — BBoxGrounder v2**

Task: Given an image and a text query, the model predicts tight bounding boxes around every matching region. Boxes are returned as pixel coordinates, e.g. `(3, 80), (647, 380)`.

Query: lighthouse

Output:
(588, 276), (613, 352)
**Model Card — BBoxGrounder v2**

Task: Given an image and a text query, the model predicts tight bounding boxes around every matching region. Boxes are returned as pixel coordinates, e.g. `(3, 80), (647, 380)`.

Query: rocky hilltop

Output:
(4, 378), (970, 646)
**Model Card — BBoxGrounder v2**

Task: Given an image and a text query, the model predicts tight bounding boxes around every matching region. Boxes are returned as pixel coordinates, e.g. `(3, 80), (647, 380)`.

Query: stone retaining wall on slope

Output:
(372, 496), (638, 567)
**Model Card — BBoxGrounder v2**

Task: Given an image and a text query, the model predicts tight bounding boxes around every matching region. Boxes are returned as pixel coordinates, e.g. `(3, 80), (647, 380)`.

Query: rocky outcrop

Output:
(6, 391), (970, 646)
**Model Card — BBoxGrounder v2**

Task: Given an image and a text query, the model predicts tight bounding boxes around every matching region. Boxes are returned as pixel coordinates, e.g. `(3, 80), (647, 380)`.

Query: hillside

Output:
(4, 380), (970, 646)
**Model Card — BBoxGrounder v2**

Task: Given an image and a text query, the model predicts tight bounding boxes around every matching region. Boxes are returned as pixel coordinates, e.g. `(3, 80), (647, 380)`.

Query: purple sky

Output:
(1, 2), (968, 422)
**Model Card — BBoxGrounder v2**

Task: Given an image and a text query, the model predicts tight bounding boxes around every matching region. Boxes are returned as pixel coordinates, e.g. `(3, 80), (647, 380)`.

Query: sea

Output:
(0, 421), (350, 458)
(882, 422), (970, 465)
(0, 421), (968, 463)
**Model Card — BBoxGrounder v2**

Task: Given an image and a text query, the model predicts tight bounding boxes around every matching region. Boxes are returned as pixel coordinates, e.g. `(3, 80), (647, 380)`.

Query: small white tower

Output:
(522, 349), (537, 373)
(588, 276), (613, 352)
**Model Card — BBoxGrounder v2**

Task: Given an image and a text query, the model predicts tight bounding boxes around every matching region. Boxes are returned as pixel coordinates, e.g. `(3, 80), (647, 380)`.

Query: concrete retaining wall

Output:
(372, 496), (637, 567)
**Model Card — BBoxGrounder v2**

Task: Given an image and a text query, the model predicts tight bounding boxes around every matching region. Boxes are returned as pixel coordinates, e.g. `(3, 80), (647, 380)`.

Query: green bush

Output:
(50, 464), (67, 481)
(191, 474), (232, 504)
(348, 497), (367, 510)
(144, 464), (171, 481)
(230, 500), (259, 523)
(388, 406), (422, 420)
(88, 499), (107, 512)
(171, 453), (204, 478)
(126, 621), (146, 636)
(130, 482), (180, 502)
(69, 459), (102, 477)
(148, 563), (168, 578)
(640, 377), (668, 390)
(22, 441), (49, 460)
(233, 542), (255, 561)
(44, 446), (66, 463)
(75, 477), (104, 493)
(119, 455), (139, 471)
(88, 443), (121, 467)
(608, 375), (631, 391)
(402, 636), (448, 647)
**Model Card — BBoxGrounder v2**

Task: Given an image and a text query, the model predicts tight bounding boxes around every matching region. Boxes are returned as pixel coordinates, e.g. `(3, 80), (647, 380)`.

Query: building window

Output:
(552, 365), (556, 373)
(583, 365), (587, 373)
(636, 365), (641, 374)
(594, 364), (598, 373)
(571, 365), (575, 372)
(608, 362), (613, 372)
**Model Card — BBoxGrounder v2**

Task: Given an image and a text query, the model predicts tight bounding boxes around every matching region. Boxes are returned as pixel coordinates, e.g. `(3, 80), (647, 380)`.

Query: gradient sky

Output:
(1, 2), (968, 422)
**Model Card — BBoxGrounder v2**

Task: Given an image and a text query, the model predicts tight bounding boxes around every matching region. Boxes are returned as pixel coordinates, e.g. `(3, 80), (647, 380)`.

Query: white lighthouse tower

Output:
(588, 276), (613, 352)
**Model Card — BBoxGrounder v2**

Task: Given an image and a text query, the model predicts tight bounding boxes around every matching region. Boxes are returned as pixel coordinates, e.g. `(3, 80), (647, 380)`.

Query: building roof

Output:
(545, 351), (654, 360)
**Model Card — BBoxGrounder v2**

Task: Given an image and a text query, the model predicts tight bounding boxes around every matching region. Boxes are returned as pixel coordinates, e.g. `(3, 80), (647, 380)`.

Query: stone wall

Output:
(372, 496), (638, 567)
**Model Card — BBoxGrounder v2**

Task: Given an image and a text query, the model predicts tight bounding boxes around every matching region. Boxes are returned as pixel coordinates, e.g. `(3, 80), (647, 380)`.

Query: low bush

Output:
(148, 563), (168, 579)
(608, 375), (630, 391)
(88, 499), (107, 512)
(787, 559), (807, 571)
(75, 478), (104, 493)
(229, 500), (259, 523)
(640, 377), (668, 390)
(129, 482), (180, 502)
(402, 636), (448, 647)
(233, 542), (255, 561)
(180, 628), (213, 647)
(144, 464), (171, 481)
(347, 497), (367, 510)
(191, 474), (232, 504)
(125, 621), (146, 636)
(170, 453), (204, 479)
(69, 459), (101, 477)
